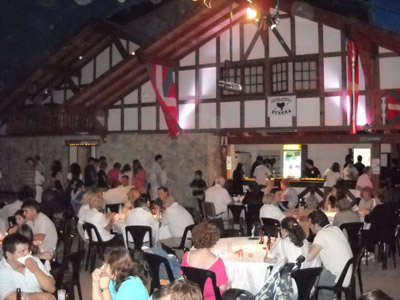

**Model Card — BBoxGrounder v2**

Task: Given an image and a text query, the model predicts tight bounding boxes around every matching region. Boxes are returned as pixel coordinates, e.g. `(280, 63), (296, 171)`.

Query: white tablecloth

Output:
(212, 237), (273, 294)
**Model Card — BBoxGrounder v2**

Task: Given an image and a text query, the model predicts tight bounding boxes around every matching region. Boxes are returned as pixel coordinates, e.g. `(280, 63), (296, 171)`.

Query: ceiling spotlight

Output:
(218, 80), (243, 93)
(117, 0), (126, 2)
(150, 0), (162, 4)
(78, 56), (83, 60)
(131, 51), (136, 56)
(247, 6), (258, 20)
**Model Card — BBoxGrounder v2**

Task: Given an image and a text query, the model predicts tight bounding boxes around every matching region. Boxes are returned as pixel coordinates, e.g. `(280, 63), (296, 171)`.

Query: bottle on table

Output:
(267, 235), (272, 250)
(259, 229), (264, 244)
(16, 288), (21, 300)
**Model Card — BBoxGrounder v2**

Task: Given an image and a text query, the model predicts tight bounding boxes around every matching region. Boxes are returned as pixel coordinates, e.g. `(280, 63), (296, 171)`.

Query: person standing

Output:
(356, 167), (373, 191)
(132, 159), (147, 194)
(189, 170), (207, 200)
(389, 159), (400, 210)
(253, 158), (272, 187)
(250, 156), (263, 178)
(108, 162), (121, 188)
(304, 159), (321, 178)
(20, 157), (36, 190)
(232, 163), (244, 195)
(149, 154), (164, 200)
(354, 155), (365, 176)
(323, 162), (341, 204)
(84, 157), (98, 192)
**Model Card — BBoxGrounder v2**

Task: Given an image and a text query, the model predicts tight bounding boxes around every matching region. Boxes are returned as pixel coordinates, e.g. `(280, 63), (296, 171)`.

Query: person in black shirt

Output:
(97, 160), (108, 191)
(189, 170), (207, 199)
(390, 158), (400, 210)
(250, 156), (263, 178)
(354, 155), (366, 176)
(232, 163), (244, 195)
(84, 157), (98, 192)
(304, 159), (321, 178)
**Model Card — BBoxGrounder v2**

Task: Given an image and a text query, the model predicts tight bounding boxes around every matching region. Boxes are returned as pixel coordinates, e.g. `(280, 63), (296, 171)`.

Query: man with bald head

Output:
(157, 192), (194, 254)
(205, 176), (232, 220)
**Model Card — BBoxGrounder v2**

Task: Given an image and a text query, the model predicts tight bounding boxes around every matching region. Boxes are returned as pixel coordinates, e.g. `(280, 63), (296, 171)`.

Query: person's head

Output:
(263, 193), (276, 205)
(132, 159), (143, 173)
(99, 160), (107, 170)
(88, 157), (96, 165)
(308, 210), (329, 234)
(256, 155), (263, 162)
(34, 155), (41, 162)
(305, 195), (319, 210)
(2, 233), (31, 265)
(262, 158), (269, 166)
(280, 179), (290, 190)
(14, 210), (26, 226)
(17, 186), (36, 202)
(121, 175), (129, 186)
(215, 176), (225, 186)
(133, 197), (148, 209)
(104, 247), (145, 292)
(155, 154), (163, 163)
(121, 164), (131, 174)
(357, 289), (394, 300)
(157, 186), (169, 200)
(89, 194), (104, 210)
(99, 156), (107, 162)
(281, 217), (306, 247)
(21, 200), (40, 221)
(17, 224), (34, 244)
(235, 163), (243, 171)
(192, 223), (220, 249)
(194, 170), (202, 180)
(306, 159), (314, 168)
(361, 186), (374, 200)
(113, 162), (121, 170)
(128, 187), (141, 202)
(330, 162), (340, 173)
(81, 192), (95, 205)
(160, 279), (202, 300)
(362, 166), (371, 175)
(51, 160), (62, 176)
(347, 160), (354, 166)
(25, 157), (36, 168)
(163, 196), (176, 208)
(357, 155), (363, 163)
(337, 198), (352, 212)
(70, 163), (82, 176)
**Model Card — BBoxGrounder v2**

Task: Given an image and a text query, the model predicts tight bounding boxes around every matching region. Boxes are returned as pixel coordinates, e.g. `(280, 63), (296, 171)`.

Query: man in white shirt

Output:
(157, 196), (194, 253)
(0, 186), (35, 220)
(0, 233), (56, 300)
(103, 175), (133, 207)
(308, 210), (353, 300)
(149, 154), (166, 200)
(259, 193), (286, 222)
(126, 197), (160, 245)
(205, 177), (232, 220)
(21, 200), (58, 253)
(253, 159), (272, 186)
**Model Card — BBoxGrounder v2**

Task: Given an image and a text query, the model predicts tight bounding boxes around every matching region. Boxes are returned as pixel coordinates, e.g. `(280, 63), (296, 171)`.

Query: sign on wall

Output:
(268, 95), (297, 117)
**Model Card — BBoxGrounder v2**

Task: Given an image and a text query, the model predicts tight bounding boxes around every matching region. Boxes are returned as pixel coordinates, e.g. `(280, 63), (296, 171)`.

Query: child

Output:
(189, 170), (207, 199)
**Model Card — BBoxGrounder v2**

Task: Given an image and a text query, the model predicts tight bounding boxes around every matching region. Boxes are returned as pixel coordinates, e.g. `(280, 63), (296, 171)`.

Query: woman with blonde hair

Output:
(181, 222), (229, 299)
(92, 247), (149, 300)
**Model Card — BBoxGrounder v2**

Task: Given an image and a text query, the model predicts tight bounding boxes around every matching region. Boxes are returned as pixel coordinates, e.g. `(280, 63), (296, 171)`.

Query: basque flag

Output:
(347, 41), (359, 135)
(387, 89), (400, 128)
(146, 64), (181, 138)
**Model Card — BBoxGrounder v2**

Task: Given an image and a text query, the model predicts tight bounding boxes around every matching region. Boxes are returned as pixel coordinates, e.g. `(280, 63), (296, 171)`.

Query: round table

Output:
(212, 237), (273, 294)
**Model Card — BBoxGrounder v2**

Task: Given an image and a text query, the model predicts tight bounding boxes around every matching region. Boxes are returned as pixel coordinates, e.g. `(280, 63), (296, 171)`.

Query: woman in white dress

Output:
(264, 217), (320, 268)
(323, 162), (341, 204)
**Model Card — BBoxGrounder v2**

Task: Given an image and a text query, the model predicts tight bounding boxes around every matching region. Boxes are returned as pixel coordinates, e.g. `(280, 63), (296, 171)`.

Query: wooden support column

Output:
(371, 142), (380, 189)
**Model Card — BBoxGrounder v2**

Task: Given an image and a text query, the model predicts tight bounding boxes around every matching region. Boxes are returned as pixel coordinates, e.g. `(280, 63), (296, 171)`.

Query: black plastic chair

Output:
(144, 252), (176, 293)
(105, 203), (121, 213)
(181, 266), (222, 300)
(84, 223), (106, 272)
(197, 198), (205, 219)
(340, 222), (364, 256)
(261, 217), (281, 238)
(291, 267), (322, 300)
(317, 257), (355, 300)
(227, 204), (246, 230)
(125, 225), (153, 250)
(53, 251), (85, 300)
(203, 202), (217, 219)
(173, 224), (195, 252)
(161, 243), (176, 256)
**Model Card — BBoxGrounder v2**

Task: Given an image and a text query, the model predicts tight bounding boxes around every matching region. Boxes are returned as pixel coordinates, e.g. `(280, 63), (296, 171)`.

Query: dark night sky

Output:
(0, 0), (142, 96)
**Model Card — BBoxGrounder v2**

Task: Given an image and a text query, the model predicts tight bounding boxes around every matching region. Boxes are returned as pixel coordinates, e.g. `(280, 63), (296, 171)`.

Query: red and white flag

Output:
(146, 64), (181, 138)
(347, 41), (359, 134)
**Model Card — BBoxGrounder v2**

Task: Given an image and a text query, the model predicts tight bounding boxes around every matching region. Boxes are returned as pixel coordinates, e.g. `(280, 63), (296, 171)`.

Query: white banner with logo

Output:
(268, 95), (297, 117)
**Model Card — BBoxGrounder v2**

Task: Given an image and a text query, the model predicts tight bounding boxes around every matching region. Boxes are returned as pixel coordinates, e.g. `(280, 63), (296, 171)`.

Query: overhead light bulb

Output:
(247, 7), (258, 20)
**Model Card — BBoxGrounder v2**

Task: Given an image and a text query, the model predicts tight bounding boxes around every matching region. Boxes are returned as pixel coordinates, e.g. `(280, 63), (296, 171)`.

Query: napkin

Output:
(17, 252), (33, 265)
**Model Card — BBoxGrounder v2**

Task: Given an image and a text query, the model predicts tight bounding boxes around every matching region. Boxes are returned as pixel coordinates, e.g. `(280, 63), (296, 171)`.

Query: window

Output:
(220, 64), (264, 96)
(294, 60), (318, 91)
(271, 62), (288, 93)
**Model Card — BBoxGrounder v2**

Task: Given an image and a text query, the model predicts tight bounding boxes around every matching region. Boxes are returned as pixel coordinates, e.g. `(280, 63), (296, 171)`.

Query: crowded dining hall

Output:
(1, 0), (400, 299)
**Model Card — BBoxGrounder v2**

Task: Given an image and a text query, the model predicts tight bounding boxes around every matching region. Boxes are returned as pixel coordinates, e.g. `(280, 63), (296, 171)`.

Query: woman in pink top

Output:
(133, 159), (147, 194)
(181, 223), (229, 300)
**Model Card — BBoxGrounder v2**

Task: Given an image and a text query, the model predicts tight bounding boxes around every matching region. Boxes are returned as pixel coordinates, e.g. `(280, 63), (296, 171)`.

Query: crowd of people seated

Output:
(0, 152), (399, 300)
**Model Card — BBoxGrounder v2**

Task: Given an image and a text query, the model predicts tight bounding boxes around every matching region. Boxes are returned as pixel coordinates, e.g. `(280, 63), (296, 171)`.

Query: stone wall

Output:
(0, 133), (222, 207)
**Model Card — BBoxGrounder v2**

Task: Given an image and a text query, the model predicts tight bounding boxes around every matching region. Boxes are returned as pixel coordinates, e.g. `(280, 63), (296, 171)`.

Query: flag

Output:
(146, 64), (181, 138)
(387, 89), (400, 127)
(347, 41), (359, 134)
